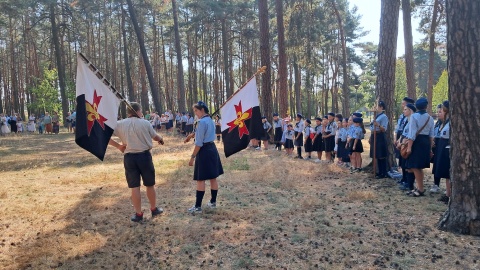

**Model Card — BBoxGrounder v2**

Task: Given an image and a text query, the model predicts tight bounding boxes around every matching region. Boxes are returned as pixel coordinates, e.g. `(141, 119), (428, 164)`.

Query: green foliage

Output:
(28, 68), (61, 114)
(413, 44), (447, 96)
(432, 69), (448, 106)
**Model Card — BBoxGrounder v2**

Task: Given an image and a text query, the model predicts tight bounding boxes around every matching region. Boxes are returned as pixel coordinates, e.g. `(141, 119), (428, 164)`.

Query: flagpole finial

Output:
(256, 66), (267, 75)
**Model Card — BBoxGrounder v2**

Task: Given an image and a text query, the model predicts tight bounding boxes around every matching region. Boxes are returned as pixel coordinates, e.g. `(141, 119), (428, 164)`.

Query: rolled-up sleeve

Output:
(195, 121), (206, 147)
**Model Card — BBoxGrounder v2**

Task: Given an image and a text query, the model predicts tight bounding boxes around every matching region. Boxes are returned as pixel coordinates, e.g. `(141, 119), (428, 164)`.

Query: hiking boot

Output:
(131, 213), (144, 222)
(151, 207), (164, 217)
(188, 206), (202, 214)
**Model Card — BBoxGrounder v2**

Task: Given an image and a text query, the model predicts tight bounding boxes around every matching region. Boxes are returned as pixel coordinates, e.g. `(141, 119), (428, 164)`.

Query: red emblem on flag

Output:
(227, 101), (252, 139)
(86, 90), (108, 136)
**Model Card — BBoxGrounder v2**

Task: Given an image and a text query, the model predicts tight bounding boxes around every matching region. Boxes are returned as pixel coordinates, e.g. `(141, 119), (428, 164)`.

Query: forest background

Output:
(0, 0), (447, 124)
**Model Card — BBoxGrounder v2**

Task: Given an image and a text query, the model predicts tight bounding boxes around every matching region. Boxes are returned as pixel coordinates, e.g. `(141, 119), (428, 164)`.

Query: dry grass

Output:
(1, 131), (480, 269)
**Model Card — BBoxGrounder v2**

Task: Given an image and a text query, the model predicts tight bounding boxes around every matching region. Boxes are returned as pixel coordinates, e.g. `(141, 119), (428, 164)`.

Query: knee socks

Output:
(211, 190), (218, 203)
(434, 177), (440, 186)
(378, 159), (387, 176)
(407, 172), (415, 190)
(195, 190), (205, 208)
(297, 147), (302, 157)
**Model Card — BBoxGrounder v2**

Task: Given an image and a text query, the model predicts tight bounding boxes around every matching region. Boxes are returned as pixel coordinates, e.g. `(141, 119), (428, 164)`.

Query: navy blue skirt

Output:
(215, 125), (222, 135)
(433, 138), (450, 179)
(294, 132), (303, 147)
(312, 136), (323, 152)
(324, 135), (335, 152)
(349, 139), (364, 153)
(284, 139), (294, 149)
(194, 142), (224, 181)
(274, 127), (283, 143)
(405, 135), (431, 169)
(337, 140), (347, 159)
(370, 132), (388, 159)
(260, 129), (270, 141)
(304, 137), (313, 152)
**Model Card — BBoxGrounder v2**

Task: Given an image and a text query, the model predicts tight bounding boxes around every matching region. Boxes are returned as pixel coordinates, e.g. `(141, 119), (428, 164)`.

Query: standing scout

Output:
(370, 101), (389, 179)
(293, 113), (305, 159)
(323, 112), (337, 162)
(312, 117), (324, 162)
(273, 113), (283, 151)
(108, 102), (165, 222)
(261, 116), (272, 150)
(303, 119), (313, 160)
(187, 101), (224, 214)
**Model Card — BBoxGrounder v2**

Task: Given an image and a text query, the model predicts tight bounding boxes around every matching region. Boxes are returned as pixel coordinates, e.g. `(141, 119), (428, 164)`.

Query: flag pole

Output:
(78, 52), (139, 117)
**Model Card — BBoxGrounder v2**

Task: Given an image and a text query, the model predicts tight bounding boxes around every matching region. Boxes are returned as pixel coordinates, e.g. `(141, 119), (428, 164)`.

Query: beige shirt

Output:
(113, 117), (157, 154)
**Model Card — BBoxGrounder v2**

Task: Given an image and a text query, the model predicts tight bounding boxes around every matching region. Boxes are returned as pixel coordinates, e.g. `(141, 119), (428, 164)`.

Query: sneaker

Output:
(187, 206), (202, 214)
(314, 159), (321, 163)
(151, 207), (164, 217)
(255, 147), (261, 150)
(304, 157), (311, 160)
(429, 185), (440, 193)
(207, 202), (216, 208)
(131, 213), (143, 222)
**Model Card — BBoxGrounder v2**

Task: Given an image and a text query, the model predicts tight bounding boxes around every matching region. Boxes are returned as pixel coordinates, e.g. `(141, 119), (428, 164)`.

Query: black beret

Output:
(415, 97), (428, 110)
(353, 117), (363, 123)
(378, 100), (386, 109)
(328, 112), (335, 117)
(352, 112), (363, 118)
(273, 113), (279, 117)
(403, 97), (415, 104)
(406, 103), (417, 112)
(305, 119), (311, 124)
(442, 100), (450, 109)
(296, 113), (303, 119)
(315, 117), (322, 121)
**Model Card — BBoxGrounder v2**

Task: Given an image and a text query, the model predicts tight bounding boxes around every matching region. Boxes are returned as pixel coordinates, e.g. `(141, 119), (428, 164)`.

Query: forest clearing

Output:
(1, 132), (479, 269)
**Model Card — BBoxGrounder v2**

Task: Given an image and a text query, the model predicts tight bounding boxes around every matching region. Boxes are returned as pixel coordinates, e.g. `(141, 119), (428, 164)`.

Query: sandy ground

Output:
(1, 130), (479, 269)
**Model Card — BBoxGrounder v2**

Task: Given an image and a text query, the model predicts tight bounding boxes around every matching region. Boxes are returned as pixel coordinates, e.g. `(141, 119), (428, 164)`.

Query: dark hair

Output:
(193, 101), (209, 113)
(127, 102), (142, 117)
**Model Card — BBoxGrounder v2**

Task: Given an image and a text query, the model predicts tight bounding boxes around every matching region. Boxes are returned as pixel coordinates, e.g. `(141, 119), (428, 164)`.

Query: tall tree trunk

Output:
(160, 26), (172, 111)
(293, 54), (301, 114)
(438, 0), (480, 236)
(121, 9), (135, 102)
(0, 67), (3, 113)
(332, 0), (350, 116)
(171, 0), (186, 112)
(258, 0), (272, 119)
(427, 0), (440, 113)
(275, 0), (288, 117)
(221, 13), (231, 98)
(125, 0), (162, 113)
(50, 4), (68, 124)
(402, 0), (417, 99)
(376, 0), (400, 170)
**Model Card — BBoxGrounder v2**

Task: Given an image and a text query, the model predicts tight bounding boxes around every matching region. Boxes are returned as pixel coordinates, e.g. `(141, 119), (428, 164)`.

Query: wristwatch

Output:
(191, 155), (196, 159)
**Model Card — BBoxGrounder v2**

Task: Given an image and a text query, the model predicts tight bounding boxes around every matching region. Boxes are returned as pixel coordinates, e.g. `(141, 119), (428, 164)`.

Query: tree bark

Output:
(293, 54), (301, 114)
(376, 0), (400, 170)
(438, 0), (480, 236)
(221, 9), (232, 98)
(275, 0), (288, 117)
(121, 9), (135, 102)
(258, 0), (272, 118)
(427, 0), (440, 113)
(332, 0), (350, 116)
(402, 0), (417, 100)
(125, 0), (162, 113)
(171, 0), (186, 112)
(49, 4), (68, 124)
